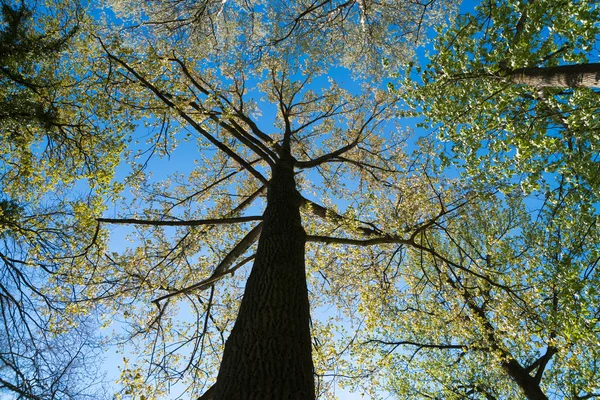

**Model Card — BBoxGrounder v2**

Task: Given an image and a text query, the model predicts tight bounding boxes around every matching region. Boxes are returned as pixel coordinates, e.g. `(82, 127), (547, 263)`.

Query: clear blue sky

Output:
(98, 1), (480, 399)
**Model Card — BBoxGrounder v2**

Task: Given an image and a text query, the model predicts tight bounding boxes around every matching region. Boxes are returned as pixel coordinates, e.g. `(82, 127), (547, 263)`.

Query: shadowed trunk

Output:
(501, 359), (548, 400)
(509, 63), (600, 88)
(212, 155), (315, 399)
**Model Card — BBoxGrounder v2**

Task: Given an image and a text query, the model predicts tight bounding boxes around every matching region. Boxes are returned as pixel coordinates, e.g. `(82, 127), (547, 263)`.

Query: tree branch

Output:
(168, 55), (278, 153)
(300, 197), (383, 236)
(296, 135), (361, 168)
(0, 376), (43, 400)
(152, 223), (262, 304)
(97, 216), (262, 226)
(363, 338), (466, 350)
(307, 235), (408, 246)
(296, 101), (389, 169)
(524, 345), (558, 383)
(98, 38), (269, 185)
(152, 253), (256, 305)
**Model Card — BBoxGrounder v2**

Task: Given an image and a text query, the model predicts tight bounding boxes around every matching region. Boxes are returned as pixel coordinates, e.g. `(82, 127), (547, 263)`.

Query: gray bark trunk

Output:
(510, 63), (600, 88)
(212, 155), (315, 399)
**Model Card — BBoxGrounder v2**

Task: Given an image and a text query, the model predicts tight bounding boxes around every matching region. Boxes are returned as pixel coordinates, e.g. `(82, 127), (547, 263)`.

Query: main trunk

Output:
(510, 63), (600, 88)
(212, 157), (315, 399)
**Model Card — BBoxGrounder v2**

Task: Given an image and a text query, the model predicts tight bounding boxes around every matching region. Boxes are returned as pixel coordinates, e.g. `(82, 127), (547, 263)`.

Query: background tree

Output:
(0, 0), (127, 397)
(355, 0), (600, 398)
(76, 0), (460, 398)
(341, 190), (600, 400)
(403, 0), (600, 203)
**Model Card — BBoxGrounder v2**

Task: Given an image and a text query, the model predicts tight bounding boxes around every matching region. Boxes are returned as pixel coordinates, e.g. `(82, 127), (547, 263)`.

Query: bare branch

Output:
(296, 135), (361, 169)
(152, 253), (257, 305)
(97, 216), (262, 226)
(307, 235), (408, 246)
(98, 38), (269, 185)
(296, 101), (389, 169)
(363, 338), (466, 350)
(152, 223), (262, 304)
(167, 159), (263, 211)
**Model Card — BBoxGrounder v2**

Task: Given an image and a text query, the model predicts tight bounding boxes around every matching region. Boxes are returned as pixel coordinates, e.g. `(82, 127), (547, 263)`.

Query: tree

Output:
(77, 0), (460, 398)
(344, 190), (599, 400)
(0, 0), (126, 397)
(403, 0), (600, 204)
(366, 0), (600, 398)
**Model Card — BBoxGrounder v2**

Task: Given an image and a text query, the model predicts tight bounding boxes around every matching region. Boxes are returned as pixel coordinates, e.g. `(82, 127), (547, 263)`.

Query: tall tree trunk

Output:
(509, 63), (600, 88)
(212, 155), (315, 399)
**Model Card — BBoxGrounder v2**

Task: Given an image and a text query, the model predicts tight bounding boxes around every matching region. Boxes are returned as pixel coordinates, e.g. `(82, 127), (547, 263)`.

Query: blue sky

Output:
(96, 1), (482, 399)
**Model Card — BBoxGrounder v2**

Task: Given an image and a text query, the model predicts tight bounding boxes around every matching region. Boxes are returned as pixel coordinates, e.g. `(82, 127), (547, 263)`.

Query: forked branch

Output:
(152, 223), (263, 304)
(98, 38), (269, 185)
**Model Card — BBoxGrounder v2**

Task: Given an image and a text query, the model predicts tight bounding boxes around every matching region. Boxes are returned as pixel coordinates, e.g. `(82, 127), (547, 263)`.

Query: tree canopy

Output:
(0, 0), (126, 397)
(71, 0), (460, 398)
(405, 0), (600, 202)
(374, 0), (600, 398)
(2, 0), (599, 399)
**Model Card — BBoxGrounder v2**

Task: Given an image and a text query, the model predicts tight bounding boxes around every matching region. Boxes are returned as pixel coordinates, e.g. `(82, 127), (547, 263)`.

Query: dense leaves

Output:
(372, 0), (600, 398)
(340, 191), (599, 399)
(0, 0), (126, 398)
(404, 0), (600, 202)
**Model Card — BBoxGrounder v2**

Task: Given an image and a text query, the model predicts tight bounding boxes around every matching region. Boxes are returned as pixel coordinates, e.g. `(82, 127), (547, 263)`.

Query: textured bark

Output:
(212, 155), (315, 399)
(509, 63), (600, 88)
